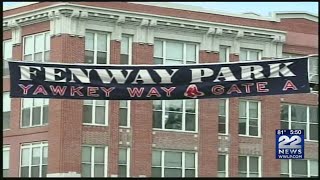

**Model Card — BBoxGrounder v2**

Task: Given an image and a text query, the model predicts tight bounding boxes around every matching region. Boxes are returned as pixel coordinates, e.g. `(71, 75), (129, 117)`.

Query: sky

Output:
(3, 1), (318, 16)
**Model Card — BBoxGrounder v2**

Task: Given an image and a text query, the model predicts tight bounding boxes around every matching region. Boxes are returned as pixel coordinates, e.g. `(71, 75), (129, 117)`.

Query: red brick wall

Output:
(130, 43), (153, 177)
(3, 30), (11, 40)
(47, 34), (85, 174)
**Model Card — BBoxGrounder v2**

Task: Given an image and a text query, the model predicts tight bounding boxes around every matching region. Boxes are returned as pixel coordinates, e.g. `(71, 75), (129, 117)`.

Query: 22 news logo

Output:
(276, 129), (304, 159)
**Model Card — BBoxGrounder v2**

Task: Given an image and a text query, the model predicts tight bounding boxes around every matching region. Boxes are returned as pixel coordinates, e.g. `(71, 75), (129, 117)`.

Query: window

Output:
(23, 32), (50, 62)
(153, 100), (198, 132)
(85, 31), (110, 64)
(281, 104), (318, 141)
(153, 39), (199, 132)
(81, 145), (108, 177)
(240, 48), (261, 61)
(219, 46), (229, 62)
(83, 100), (108, 126)
(218, 154), (228, 177)
(281, 159), (318, 177)
(152, 150), (197, 177)
(119, 35), (132, 127)
(3, 146), (10, 177)
(20, 142), (48, 177)
(239, 100), (260, 137)
(118, 148), (130, 177)
(238, 156), (261, 177)
(308, 56), (318, 84)
(3, 40), (12, 76)
(3, 92), (11, 130)
(21, 98), (49, 128)
(219, 99), (229, 134)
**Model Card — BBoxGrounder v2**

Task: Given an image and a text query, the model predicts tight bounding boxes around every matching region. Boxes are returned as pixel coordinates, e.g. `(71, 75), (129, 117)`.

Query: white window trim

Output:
(239, 155), (261, 177)
(119, 35), (132, 128)
(119, 147), (131, 177)
(3, 92), (11, 131)
(85, 30), (111, 64)
(22, 32), (50, 62)
(20, 99), (49, 128)
(155, 150), (198, 177)
(153, 99), (199, 133)
(218, 98), (229, 135)
(19, 141), (48, 177)
(281, 104), (318, 142)
(282, 159), (318, 177)
(3, 39), (12, 78)
(82, 145), (108, 177)
(239, 100), (261, 137)
(218, 154), (229, 177)
(240, 48), (262, 61)
(83, 100), (109, 126)
(219, 46), (230, 63)
(3, 146), (10, 174)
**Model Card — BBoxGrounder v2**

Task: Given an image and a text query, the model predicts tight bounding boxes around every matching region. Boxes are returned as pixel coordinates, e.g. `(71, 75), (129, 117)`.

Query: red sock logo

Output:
(184, 84), (205, 98)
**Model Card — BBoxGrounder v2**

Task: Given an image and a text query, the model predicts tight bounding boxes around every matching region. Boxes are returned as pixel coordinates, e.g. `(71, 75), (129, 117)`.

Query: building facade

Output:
(2, 2), (318, 177)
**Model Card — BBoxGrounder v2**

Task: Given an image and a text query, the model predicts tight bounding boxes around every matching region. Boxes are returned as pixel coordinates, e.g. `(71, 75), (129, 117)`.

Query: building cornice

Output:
(272, 12), (318, 22)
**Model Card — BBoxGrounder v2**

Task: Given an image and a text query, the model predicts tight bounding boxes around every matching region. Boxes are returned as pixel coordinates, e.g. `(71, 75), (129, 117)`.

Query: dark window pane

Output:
(82, 147), (91, 162)
(32, 107), (41, 125)
(95, 106), (105, 124)
(249, 118), (258, 126)
(239, 172), (247, 177)
(94, 147), (104, 163)
(239, 156), (247, 172)
(3, 169), (9, 177)
(291, 123), (306, 132)
(239, 118), (246, 135)
(83, 105), (92, 123)
(185, 153), (195, 168)
(42, 165), (47, 177)
(21, 167), (29, 177)
(153, 100), (162, 110)
(22, 109), (30, 127)
(219, 123), (226, 134)
(292, 160), (307, 176)
(185, 100), (195, 113)
(310, 124), (318, 140)
(152, 167), (161, 177)
(118, 165), (127, 177)
(24, 55), (32, 61)
(152, 151), (161, 166)
(119, 108), (127, 126)
(291, 105), (307, 122)
(164, 168), (182, 177)
(3, 112), (10, 129)
(185, 169), (195, 177)
(34, 52), (43, 62)
(281, 105), (288, 120)
(42, 146), (48, 164)
(154, 58), (163, 64)
(32, 147), (41, 165)
(120, 54), (129, 64)
(218, 155), (225, 171)
(309, 107), (318, 123)
(164, 152), (182, 167)
(42, 106), (48, 124)
(249, 126), (258, 136)
(97, 52), (107, 64)
(94, 164), (104, 177)
(185, 114), (195, 131)
(85, 51), (94, 64)
(249, 173), (259, 177)
(281, 121), (288, 129)
(165, 112), (182, 130)
(219, 99), (226, 115)
(249, 157), (258, 172)
(31, 166), (40, 177)
(82, 164), (91, 177)
(119, 149), (127, 164)
(44, 51), (50, 62)
(153, 111), (162, 128)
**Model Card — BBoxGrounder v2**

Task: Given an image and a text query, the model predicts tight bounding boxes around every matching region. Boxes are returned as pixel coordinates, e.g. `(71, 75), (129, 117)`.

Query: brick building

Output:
(2, 2), (318, 177)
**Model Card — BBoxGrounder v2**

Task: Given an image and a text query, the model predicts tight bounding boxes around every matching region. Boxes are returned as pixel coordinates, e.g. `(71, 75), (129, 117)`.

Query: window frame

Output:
(83, 100), (109, 126)
(218, 154), (229, 177)
(152, 150), (198, 177)
(81, 145), (108, 177)
(240, 48), (262, 61)
(20, 98), (49, 128)
(118, 147), (130, 177)
(19, 141), (48, 177)
(3, 39), (12, 77)
(3, 145), (10, 177)
(22, 32), (50, 62)
(238, 100), (261, 137)
(85, 30), (111, 65)
(281, 103), (318, 142)
(238, 155), (262, 177)
(219, 45), (230, 63)
(3, 92), (11, 131)
(281, 159), (318, 177)
(218, 98), (229, 135)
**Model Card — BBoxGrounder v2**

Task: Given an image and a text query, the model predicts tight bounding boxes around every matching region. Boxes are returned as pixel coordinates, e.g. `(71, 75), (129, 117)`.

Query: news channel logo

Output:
(276, 129), (304, 159)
